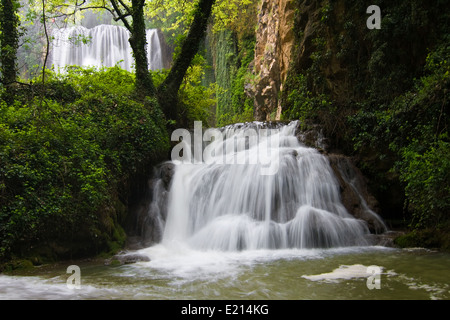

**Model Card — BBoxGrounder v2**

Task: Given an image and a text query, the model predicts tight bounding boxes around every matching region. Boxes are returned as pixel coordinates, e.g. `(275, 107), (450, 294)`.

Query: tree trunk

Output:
(157, 0), (216, 122)
(128, 0), (156, 97)
(0, 0), (19, 103)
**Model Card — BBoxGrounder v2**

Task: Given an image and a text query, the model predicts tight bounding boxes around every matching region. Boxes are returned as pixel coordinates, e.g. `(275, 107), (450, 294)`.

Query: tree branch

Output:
(42, 0), (50, 85)
(109, 0), (132, 31)
(78, 5), (116, 16)
(117, 0), (132, 14)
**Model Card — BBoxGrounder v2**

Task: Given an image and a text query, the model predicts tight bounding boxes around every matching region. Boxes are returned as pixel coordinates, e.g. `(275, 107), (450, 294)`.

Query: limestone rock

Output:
(125, 162), (174, 249)
(247, 0), (296, 121)
(105, 252), (150, 265)
(328, 154), (387, 234)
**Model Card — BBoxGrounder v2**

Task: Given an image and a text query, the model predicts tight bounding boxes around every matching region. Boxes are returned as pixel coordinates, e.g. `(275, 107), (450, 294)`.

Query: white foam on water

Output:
(0, 274), (119, 300)
(131, 243), (325, 282)
(302, 264), (382, 283)
(127, 244), (391, 284)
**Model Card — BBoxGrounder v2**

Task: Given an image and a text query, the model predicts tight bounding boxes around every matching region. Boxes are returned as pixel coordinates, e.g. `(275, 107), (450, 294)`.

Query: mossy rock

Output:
(394, 226), (450, 251)
(0, 259), (34, 273)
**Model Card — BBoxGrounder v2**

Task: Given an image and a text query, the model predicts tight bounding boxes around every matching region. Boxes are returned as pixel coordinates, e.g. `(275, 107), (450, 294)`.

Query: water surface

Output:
(1, 245), (448, 300)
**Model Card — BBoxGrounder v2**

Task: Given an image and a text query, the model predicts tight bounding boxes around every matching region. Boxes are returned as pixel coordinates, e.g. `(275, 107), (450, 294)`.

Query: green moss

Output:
(0, 258), (34, 273)
(394, 225), (450, 251)
(107, 225), (127, 256)
(213, 30), (255, 127)
(0, 66), (170, 263)
(214, 30), (237, 123)
(108, 259), (122, 266)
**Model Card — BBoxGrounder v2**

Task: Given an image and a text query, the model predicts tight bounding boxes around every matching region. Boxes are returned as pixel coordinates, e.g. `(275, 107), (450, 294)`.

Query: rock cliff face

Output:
(125, 162), (174, 249)
(287, 0), (366, 103)
(247, 0), (295, 121)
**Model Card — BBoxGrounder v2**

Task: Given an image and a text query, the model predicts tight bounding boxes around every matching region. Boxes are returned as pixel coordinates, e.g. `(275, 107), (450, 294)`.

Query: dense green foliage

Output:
(211, 0), (257, 127)
(282, 0), (450, 236)
(350, 41), (450, 230)
(152, 53), (217, 127)
(213, 31), (255, 126)
(0, 67), (170, 263)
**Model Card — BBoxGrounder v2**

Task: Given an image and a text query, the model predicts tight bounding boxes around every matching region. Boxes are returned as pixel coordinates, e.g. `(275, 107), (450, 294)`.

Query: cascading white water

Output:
(155, 121), (379, 251)
(146, 29), (163, 71)
(51, 25), (163, 72)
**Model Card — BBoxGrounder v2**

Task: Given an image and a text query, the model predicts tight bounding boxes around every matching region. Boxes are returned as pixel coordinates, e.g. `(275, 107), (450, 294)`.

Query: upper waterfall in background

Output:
(50, 25), (164, 72)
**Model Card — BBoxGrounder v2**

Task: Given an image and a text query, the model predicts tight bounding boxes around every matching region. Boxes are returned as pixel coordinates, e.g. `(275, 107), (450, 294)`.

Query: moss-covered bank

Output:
(393, 224), (450, 252)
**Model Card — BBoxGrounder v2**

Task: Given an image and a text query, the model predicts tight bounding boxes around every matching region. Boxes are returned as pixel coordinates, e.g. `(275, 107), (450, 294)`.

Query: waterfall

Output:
(146, 29), (163, 71)
(51, 25), (164, 72)
(141, 121), (384, 251)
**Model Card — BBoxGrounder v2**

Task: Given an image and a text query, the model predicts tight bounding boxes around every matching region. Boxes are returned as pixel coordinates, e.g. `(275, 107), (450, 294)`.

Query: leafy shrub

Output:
(282, 74), (329, 125)
(350, 39), (450, 230)
(399, 140), (450, 228)
(0, 66), (169, 262)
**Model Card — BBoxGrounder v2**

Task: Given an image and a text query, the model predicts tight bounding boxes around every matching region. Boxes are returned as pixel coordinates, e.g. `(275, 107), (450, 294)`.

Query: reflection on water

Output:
(1, 246), (449, 300)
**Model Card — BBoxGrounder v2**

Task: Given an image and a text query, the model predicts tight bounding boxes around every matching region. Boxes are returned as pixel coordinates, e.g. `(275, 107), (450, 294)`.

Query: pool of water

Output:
(0, 245), (449, 300)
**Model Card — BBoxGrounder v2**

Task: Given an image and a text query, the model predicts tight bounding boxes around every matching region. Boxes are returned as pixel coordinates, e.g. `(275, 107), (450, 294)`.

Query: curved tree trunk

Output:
(157, 0), (216, 122)
(108, 0), (215, 120)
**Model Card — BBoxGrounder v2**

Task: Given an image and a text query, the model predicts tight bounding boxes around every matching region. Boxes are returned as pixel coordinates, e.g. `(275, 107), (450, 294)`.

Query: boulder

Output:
(328, 153), (387, 234)
(105, 252), (150, 265)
